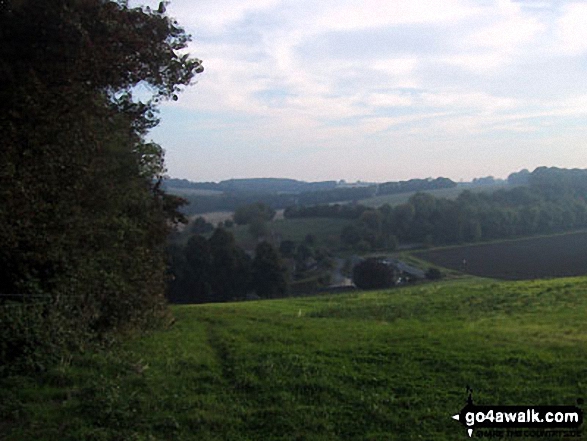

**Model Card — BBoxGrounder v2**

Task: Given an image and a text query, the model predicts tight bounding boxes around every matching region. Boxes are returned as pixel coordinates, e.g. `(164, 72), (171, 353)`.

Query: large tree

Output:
(252, 242), (287, 299)
(0, 0), (202, 369)
(208, 228), (251, 301)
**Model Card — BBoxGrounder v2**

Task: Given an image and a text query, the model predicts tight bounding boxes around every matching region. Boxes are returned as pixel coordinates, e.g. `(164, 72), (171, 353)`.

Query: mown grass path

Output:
(2, 278), (587, 440)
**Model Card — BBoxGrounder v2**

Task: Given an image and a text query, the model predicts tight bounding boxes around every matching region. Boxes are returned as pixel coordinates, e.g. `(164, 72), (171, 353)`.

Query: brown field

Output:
(414, 230), (587, 280)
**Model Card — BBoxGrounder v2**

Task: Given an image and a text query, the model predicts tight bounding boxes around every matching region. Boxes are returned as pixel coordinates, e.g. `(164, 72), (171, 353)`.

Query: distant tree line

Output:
(339, 167), (587, 251)
(173, 177), (456, 215)
(507, 169), (530, 185)
(377, 177), (456, 195)
(178, 186), (378, 215)
(164, 177), (338, 193)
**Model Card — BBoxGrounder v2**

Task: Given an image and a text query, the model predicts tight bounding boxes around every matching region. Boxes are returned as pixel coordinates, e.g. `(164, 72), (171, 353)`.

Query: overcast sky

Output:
(139, 0), (587, 183)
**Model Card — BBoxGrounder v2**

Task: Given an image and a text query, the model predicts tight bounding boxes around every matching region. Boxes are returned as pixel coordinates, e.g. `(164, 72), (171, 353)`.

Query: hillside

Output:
(359, 181), (510, 208)
(3, 277), (586, 440)
(164, 177), (338, 194)
(163, 176), (461, 215)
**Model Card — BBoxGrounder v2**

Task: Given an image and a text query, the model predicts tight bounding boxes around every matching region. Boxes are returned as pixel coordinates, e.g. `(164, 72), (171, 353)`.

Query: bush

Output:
(0, 0), (198, 374)
(0, 299), (91, 375)
(352, 259), (395, 290)
(233, 202), (276, 225)
(425, 268), (443, 280)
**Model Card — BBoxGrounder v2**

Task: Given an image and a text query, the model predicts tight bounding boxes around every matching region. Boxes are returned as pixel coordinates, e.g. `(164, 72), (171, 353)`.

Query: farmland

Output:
(227, 217), (353, 250)
(414, 230), (587, 280)
(358, 182), (510, 208)
(3, 277), (587, 440)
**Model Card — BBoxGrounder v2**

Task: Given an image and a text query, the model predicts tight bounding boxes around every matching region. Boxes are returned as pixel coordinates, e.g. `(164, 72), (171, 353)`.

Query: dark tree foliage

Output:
(377, 177), (456, 195)
(252, 242), (287, 299)
(233, 202), (276, 225)
(472, 176), (499, 186)
(352, 259), (395, 290)
(507, 168), (530, 185)
(341, 225), (361, 247)
(190, 216), (214, 235)
(182, 235), (213, 303)
(279, 240), (296, 258)
(208, 228), (251, 302)
(0, 0), (202, 372)
(168, 230), (242, 304)
(248, 217), (269, 240)
(169, 228), (293, 303)
(425, 268), (443, 280)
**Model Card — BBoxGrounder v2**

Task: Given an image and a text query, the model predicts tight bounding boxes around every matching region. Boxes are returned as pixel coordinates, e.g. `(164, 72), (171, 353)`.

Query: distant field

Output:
(269, 217), (352, 243)
(166, 187), (224, 196)
(4, 277), (587, 440)
(230, 217), (353, 249)
(360, 183), (511, 208)
(195, 211), (234, 225)
(415, 230), (587, 280)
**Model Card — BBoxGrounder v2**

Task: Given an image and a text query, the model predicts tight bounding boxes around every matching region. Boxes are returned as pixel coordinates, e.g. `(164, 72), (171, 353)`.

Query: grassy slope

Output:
(360, 183), (511, 208)
(3, 277), (587, 440)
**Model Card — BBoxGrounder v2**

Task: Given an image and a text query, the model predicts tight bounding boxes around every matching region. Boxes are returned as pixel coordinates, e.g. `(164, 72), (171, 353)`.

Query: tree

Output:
(279, 240), (296, 258)
(341, 225), (361, 247)
(233, 202), (276, 225)
(294, 243), (314, 272)
(191, 217), (214, 235)
(182, 235), (213, 303)
(208, 228), (251, 301)
(507, 169), (530, 185)
(352, 259), (395, 290)
(390, 203), (415, 240)
(252, 242), (287, 298)
(0, 0), (203, 370)
(248, 217), (269, 240)
(304, 234), (317, 246)
(425, 267), (443, 280)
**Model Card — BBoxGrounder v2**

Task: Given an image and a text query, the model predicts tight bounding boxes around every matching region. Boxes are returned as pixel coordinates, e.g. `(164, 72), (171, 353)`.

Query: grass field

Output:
(167, 187), (224, 197)
(415, 230), (587, 280)
(3, 277), (586, 440)
(360, 183), (510, 208)
(230, 217), (354, 250)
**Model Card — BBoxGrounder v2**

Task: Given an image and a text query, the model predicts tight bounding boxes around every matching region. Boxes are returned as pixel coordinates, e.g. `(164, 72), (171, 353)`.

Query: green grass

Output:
(3, 277), (587, 440)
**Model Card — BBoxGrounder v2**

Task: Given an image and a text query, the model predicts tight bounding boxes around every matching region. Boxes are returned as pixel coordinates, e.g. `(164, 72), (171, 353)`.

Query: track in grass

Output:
(3, 277), (587, 440)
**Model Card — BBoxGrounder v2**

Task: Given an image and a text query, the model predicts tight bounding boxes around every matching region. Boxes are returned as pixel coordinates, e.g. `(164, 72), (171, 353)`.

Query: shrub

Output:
(425, 268), (443, 280)
(352, 259), (395, 290)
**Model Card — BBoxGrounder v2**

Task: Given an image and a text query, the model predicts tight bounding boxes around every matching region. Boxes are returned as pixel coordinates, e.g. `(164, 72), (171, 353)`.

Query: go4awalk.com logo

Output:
(452, 388), (583, 438)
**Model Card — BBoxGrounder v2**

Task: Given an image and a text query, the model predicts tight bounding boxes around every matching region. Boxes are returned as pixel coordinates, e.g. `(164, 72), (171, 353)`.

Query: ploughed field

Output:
(415, 230), (587, 280)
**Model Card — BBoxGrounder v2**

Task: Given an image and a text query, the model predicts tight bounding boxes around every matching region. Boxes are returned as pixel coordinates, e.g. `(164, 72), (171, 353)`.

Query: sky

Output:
(139, 0), (587, 183)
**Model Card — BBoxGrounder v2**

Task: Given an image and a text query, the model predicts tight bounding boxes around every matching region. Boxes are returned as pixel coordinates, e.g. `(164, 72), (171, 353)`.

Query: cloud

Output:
(554, 2), (587, 55)
(311, 0), (477, 31)
(135, 0), (587, 181)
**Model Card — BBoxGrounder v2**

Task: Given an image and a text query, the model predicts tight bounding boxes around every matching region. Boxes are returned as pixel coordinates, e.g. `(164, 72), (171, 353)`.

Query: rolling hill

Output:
(4, 276), (586, 440)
